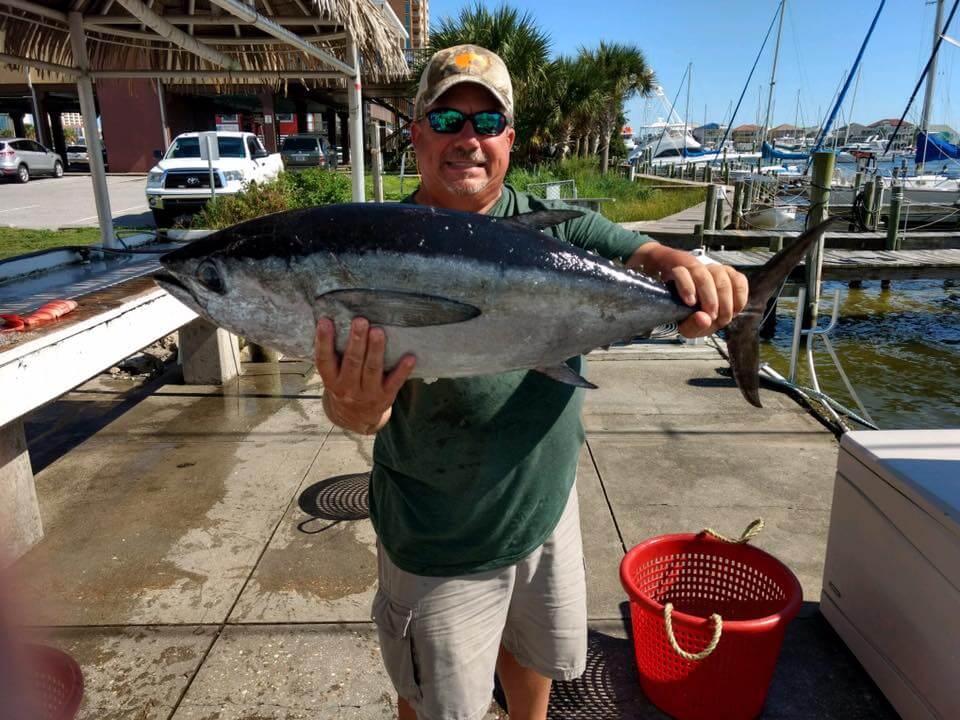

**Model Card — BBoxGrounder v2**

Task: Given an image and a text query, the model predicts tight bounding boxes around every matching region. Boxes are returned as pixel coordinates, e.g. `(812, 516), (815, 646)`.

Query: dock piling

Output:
(804, 151), (835, 329)
(704, 184), (719, 231)
(732, 181), (744, 229)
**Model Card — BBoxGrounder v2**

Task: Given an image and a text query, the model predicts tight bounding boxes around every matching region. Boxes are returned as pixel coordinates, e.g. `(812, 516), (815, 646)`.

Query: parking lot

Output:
(0, 173), (152, 229)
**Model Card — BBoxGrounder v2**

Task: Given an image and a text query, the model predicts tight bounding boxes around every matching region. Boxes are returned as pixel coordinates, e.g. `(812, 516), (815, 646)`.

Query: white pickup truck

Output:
(145, 131), (284, 226)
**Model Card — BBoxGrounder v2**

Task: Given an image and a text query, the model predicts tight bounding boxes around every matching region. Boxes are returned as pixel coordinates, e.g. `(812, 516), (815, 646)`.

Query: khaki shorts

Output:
(371, 487), (587, 720)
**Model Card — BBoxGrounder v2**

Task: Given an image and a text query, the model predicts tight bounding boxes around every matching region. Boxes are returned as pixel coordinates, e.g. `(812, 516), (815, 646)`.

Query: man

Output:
(314, 45), (748, 720)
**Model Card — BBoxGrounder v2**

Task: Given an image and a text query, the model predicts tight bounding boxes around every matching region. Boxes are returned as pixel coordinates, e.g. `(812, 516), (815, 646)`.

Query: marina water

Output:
(759, 279), (959, 429)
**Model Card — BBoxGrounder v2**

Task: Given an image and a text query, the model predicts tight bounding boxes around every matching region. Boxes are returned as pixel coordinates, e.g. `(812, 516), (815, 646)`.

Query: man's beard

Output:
(442, 150), (490, 196)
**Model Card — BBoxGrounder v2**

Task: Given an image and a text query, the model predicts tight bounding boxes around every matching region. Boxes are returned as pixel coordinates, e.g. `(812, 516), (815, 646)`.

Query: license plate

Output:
(295, 154), (306, 161)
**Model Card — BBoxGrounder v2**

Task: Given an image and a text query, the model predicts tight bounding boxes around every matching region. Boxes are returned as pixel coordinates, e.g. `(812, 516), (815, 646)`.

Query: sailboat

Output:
(826, 0), (960, 215)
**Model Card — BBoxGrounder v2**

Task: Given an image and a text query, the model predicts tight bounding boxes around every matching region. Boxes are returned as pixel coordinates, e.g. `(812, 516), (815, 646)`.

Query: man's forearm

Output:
(321, 392), (392, 435)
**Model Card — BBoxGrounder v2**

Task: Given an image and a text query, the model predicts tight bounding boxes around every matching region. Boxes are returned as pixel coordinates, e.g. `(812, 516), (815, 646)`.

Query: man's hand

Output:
(628, 242), (749, 338)
(314, 317), (416, 435)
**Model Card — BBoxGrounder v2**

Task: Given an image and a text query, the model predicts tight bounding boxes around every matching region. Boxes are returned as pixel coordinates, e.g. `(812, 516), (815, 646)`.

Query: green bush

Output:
(193, 169), (352, 229)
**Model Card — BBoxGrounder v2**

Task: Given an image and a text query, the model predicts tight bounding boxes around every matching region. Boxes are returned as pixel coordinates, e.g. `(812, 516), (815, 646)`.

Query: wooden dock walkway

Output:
(623, 226), (960, 251)
(621, 198), (960, 280)
(709, 248), (960, 281)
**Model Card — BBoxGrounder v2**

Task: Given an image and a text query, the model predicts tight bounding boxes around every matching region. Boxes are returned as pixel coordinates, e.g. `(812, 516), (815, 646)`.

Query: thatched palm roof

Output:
(0, 0), (408, 85)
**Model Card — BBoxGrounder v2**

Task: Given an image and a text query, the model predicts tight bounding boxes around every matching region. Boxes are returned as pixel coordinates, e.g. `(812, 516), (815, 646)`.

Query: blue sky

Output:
(427, 0), (960, 131)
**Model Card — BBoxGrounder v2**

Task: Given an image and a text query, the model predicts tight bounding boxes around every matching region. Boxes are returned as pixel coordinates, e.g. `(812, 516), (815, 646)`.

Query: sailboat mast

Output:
(761, 0), (787, 147)
(919, 0), (945, 170)
(682, 62), (692, 165)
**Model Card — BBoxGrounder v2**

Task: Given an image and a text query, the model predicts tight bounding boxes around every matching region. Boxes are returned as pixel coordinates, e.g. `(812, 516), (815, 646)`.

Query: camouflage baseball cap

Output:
(414, 45), (514, 120)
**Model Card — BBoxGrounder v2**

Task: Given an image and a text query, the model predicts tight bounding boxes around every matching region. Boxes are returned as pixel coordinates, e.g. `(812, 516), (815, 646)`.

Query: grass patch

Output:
(507, 157), (705, 222)
(0, 227), (101, 260)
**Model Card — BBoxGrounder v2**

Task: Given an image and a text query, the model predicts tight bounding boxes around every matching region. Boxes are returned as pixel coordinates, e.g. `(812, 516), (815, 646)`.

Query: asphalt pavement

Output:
(0, 172), (153, 229)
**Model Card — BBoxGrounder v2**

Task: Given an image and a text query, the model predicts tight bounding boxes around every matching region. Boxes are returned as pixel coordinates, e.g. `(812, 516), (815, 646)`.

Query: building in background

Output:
(692, 123), (725, 148)
(60, 112), (83, 129)
(389, 0), (429, 64)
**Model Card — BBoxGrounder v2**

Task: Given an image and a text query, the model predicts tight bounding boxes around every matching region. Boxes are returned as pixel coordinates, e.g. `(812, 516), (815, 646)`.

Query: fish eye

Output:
(196, 260), (225, 294)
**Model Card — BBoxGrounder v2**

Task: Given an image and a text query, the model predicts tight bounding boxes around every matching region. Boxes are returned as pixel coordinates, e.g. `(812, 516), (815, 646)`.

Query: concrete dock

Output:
(10, 343), (897, 719)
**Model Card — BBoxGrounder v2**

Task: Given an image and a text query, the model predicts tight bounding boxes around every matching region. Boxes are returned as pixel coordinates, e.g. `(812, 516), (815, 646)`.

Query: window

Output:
(282, 137), (321, 152)
(167, 136), (246, 159)
(246, 137), (259, 158)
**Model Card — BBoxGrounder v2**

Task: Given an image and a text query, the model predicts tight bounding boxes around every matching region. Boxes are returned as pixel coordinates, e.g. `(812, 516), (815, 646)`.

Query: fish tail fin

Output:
(725, 219), (832, 407)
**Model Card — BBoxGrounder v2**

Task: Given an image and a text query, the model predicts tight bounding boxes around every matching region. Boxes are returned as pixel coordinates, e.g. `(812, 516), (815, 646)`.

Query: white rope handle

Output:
(664, 603), (723, 661)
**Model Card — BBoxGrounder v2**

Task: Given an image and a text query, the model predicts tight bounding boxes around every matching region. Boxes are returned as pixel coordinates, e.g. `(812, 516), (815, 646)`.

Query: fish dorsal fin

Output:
(534, 364), (597, 389)
(318, 289), (480, 327)
(508, 209), (583, 231)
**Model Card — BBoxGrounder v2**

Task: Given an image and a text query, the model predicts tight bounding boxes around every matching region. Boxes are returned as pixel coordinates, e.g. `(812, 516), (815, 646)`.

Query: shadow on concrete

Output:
(24, 366), (181, 473)
(297, 471), (371, 526)
(495, 623), (669, 720)
(114, 210), (155, 228)
(491, 601), (897, 719)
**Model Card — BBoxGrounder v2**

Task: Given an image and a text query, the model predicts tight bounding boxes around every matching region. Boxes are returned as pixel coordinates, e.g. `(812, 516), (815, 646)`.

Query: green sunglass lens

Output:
(429, 110), (465, 133)
(473, 112), (505, 135)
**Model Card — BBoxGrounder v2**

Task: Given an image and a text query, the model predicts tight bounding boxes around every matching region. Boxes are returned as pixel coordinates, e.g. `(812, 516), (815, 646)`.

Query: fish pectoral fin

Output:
(534, 364), (597, 389)
(509, 209), (583, 231)
(318, 289), (481, 327)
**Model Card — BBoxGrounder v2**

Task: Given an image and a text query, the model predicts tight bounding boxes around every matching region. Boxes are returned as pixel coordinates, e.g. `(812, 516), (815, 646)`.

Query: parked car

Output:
(280, 134), (336, 171)
(66, 143), (109, 170)
(145, 131), (284, 227)
(0, 138), (64, 183)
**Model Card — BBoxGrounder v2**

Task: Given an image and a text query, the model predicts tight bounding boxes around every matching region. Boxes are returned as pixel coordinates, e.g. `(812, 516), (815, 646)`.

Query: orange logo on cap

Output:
(454, 51), (489, 70)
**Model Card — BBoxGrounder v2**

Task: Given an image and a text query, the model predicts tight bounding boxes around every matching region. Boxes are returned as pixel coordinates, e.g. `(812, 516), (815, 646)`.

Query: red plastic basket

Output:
(25, 644), (85, 720)
(620, 531), (802, 720)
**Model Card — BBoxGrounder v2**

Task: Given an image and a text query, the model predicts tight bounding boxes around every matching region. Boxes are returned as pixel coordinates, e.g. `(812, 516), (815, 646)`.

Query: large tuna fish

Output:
(155, 203), (822, 406)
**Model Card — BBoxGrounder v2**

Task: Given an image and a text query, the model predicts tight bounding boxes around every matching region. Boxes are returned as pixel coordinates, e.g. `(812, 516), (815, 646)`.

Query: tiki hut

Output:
(0, 0), (409, 242)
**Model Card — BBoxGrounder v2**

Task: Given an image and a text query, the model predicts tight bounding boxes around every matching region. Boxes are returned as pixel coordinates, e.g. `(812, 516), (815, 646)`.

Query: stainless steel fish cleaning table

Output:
(0, 241), (238, 562)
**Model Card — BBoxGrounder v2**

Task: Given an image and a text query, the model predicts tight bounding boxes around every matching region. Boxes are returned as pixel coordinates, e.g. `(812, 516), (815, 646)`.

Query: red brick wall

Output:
(96, 79), (168, 172)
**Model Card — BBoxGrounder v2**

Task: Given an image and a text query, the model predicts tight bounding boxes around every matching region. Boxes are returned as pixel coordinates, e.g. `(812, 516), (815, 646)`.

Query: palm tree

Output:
(421, 3), (551, 159)
(577, 42), (655, 173)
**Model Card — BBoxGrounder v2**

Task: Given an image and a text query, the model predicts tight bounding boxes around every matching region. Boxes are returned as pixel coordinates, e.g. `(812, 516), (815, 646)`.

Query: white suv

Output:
(0, 138), (64, 183)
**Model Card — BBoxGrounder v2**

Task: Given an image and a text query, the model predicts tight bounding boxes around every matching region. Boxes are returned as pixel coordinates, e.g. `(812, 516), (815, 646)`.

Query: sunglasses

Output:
(425, 108), (510, 136)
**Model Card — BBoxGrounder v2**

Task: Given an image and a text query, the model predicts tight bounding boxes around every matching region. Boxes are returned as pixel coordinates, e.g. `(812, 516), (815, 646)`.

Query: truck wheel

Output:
(152, 208), (173, 228)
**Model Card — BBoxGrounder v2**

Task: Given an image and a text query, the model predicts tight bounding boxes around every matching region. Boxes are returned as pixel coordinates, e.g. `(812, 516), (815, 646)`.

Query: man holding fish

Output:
(314, 46), (748, 720)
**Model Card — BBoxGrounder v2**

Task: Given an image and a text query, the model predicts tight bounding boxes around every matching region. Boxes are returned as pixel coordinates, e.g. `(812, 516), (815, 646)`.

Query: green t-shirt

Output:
(370, 185), (651, 576)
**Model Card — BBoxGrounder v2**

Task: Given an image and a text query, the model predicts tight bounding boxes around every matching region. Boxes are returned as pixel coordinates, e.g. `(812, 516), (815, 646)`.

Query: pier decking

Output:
(9, 344), (896, 719)
(710, 247), (960, 281)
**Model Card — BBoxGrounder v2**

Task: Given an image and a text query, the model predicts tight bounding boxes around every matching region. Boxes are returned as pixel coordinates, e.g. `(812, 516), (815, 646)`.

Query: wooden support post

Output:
(723, 163), (730, 185)
(706, 165), (713, 183)
(694, 223), (703, 244)
(179, 318), (241, 385)
(369, 119), (384, 203)
(870, 178), (885, 232)
(703, 184), (718, 231)
(732, 181), (744, 229)
(715, 197), (725, 230)
(804, 151), (835, 329)
(0, 420), (43, 562)
(769, 234), (783, 252)
(887, 183), (903, 251)
(862, 177), (876, 229)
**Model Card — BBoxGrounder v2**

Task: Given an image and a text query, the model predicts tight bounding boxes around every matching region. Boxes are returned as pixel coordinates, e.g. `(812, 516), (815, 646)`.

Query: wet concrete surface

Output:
(11, 349), (898, 718)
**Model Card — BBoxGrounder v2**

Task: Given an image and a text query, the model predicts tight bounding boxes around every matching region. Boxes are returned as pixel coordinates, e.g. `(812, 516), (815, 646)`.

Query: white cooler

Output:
(821, 429), (960, 720)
